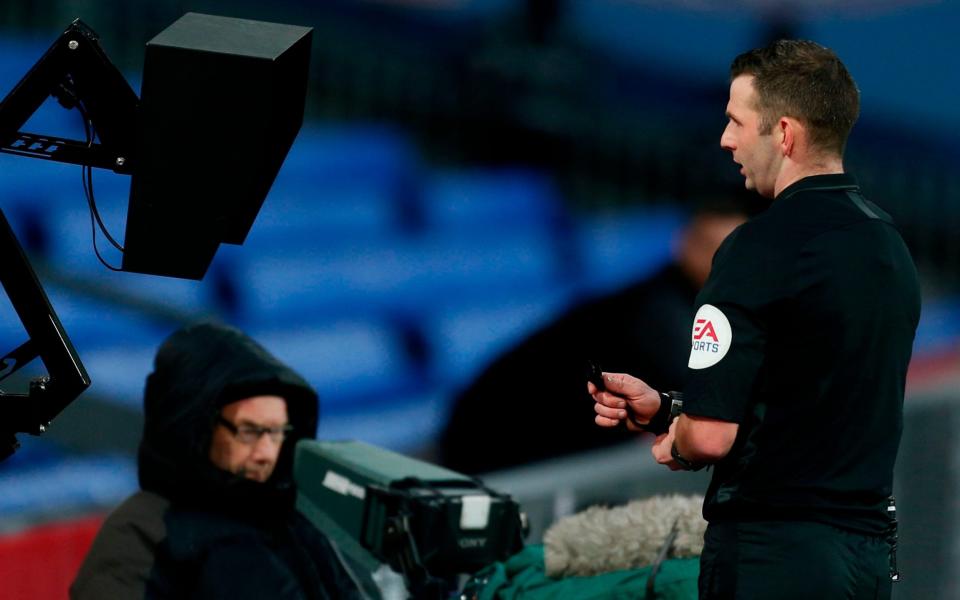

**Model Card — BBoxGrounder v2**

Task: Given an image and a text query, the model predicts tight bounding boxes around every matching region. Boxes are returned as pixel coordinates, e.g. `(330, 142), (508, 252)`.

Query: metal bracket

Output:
(0, 18), (138, 172)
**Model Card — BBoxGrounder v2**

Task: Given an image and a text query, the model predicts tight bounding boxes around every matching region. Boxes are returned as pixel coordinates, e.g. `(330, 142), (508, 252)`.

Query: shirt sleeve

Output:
(682, 226), (778, 423)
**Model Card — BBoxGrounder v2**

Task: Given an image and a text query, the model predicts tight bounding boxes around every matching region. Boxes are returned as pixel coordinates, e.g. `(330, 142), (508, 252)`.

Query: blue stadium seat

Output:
(0, 36), (48, 91)
(79, 341), (163, 409)
(421, 285), (577, 390)
(245, 179), (409, 250)
(317, 389), (449, 454)
(0, 453), (137, 522)
(250, 320), (425, 412)
(244, 124), (421, 248)
(0, 436), (63, 473)
(418, 167), (565, 232)
(0, 154), (86, 220)
(43, 285), (175, 352)
(572, 206), (683, 294)
(279, 124), (419, 187)
(0, 425), (134, 529)
(232, 228), (569, 328)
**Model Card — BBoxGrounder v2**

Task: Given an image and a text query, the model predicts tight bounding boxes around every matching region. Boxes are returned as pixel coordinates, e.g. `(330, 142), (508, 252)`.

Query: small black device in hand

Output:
(586, 359), (606, 392)
(587, 360), (643, 428)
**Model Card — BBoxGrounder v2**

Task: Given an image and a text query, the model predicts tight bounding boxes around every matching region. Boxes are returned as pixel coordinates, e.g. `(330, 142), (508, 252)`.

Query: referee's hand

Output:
(588, 372), (661, 431)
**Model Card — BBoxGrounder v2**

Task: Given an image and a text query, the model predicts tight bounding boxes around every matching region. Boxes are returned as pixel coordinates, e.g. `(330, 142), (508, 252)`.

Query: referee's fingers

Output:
(603, 372), (645, 395)
(594, 399), (626, 422)
(591, 390), (626, 413)
(594, 414), (622, 428)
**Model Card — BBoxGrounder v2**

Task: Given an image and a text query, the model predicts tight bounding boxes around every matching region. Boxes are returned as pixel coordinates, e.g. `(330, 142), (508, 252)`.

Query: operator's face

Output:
(720, 75), (780, 199)
(209, 395), (289, 483)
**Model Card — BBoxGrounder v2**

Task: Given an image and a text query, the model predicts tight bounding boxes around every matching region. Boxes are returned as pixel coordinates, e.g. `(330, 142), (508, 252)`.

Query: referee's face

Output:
(721, 75), (779, 199)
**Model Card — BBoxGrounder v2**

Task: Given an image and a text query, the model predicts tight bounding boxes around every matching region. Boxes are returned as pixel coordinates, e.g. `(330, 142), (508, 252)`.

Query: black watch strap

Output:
(667, 391), (684, 422)
(670, 441), (706, 471)
(639, 391), (683, 435)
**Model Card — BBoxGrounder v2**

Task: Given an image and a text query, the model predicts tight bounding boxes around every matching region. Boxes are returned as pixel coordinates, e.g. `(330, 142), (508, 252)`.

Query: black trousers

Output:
(698, 520), (892, 600)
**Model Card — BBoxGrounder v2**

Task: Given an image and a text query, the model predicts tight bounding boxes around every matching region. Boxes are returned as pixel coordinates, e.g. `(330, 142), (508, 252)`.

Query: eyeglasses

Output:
(217, 415), (294, 445)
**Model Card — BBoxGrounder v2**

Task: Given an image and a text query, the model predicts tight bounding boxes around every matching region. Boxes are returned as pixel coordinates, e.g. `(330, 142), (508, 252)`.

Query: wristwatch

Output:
(642, 391), (684, 435)
(670, 441), (706, 471)
(666, 391), (684, 422)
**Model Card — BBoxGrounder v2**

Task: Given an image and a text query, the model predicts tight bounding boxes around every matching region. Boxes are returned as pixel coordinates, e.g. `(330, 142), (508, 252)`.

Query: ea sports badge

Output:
(688, 304), (732, 369)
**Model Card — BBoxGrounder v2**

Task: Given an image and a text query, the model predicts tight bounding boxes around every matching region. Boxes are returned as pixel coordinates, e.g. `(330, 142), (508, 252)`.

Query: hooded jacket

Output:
(71, 323), (365, 600)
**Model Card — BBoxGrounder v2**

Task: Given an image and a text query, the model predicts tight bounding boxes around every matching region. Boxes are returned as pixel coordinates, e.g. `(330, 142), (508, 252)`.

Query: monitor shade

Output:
(122, 13), (312, 279)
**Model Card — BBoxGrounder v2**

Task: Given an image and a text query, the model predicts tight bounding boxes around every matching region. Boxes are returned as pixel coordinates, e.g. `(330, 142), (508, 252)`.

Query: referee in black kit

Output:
(590, 40), (921, 599)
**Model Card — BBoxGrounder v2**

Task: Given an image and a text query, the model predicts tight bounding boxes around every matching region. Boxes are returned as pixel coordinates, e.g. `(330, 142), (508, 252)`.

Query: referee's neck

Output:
(773, 158), (845, 198)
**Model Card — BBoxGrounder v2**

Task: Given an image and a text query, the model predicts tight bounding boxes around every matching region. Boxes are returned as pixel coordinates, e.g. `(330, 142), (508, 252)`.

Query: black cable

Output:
(77, 103), (124, 271)
(84, 161), (124, 252)
(79, 104), (124, 252)
(85, 167), (123, 272)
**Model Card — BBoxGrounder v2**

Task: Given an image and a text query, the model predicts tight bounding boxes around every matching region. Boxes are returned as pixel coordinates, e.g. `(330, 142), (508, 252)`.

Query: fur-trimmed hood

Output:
(137, 322), (318, 515)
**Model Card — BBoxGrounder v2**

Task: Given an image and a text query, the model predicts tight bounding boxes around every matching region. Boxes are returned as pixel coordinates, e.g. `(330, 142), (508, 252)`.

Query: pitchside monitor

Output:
(122, 13), (312, 279)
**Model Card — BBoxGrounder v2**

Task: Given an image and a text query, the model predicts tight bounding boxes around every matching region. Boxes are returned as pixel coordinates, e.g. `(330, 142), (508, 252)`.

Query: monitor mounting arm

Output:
(0, 18), (139, 460)
(0, 209), (90, 461)
(0, 18), (138, 173)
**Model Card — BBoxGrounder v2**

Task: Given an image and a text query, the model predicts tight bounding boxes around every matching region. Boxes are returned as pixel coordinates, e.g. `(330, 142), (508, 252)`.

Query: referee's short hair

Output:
(730, 40), (860, 157)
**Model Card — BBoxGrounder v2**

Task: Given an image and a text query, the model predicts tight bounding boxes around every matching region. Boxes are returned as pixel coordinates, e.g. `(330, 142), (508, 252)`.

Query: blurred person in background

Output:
(71, 322), (365, 600)
(439, 194), (752, 474)
(592, 40), (920, 599)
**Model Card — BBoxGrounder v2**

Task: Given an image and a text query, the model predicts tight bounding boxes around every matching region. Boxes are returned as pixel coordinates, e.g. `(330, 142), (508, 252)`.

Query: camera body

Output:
(294, 440), (525, 585)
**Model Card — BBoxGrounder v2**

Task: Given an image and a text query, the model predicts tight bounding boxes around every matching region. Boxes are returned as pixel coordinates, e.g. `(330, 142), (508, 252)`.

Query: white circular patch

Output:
(687, 304), (732, 370)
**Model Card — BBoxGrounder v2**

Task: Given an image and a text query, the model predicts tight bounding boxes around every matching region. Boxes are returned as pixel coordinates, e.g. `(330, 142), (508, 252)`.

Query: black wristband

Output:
(668, 391), (684, 422)
(670, 441), (706, 471)
(635, 391), (681, 435)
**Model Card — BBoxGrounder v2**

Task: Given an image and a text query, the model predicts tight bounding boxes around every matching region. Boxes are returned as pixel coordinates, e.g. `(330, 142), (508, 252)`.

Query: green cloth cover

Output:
(464, 544), (699, 600)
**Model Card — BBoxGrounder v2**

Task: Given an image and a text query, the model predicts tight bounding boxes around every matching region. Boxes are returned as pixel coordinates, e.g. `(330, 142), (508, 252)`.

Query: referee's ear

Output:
(778, 116), (798, 157)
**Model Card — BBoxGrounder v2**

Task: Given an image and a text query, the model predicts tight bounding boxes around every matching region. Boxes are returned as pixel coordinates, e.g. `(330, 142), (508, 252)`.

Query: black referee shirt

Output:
(683, 173), (921, 534)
